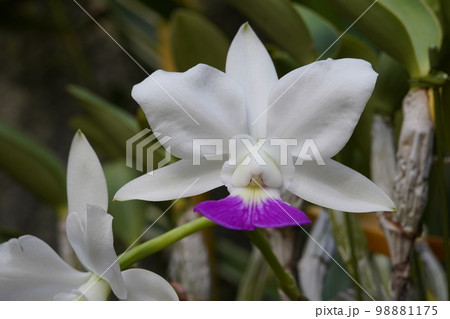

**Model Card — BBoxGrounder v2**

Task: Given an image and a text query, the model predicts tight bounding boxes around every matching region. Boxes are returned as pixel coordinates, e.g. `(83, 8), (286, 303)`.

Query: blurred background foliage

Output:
(0, 0), (449, 300)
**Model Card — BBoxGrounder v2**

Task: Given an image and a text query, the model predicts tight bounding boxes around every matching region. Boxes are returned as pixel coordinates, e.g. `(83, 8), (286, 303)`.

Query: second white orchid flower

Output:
(0, 132), (178, 301)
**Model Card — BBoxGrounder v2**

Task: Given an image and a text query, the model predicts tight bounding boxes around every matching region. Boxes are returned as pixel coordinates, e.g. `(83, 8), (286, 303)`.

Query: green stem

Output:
(345, 213), (363, 301)
(433, 87), (450, 299)
(119, 217), (215, 269)
(245, 229), (304, 300)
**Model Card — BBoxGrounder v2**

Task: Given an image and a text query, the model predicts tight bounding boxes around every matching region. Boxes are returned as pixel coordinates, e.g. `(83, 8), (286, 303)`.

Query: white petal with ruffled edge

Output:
(226, 23), (278, 139)
(288, 159), (396, 212)
(0, 235), (90, 301)
(66, 205), (127, 299)
(67, 131), (108, 214)
(132, 64), (248, 159)
(121, 269), (179, 301)
(267, 58), (377, 158)
(114, 159), (224, 202)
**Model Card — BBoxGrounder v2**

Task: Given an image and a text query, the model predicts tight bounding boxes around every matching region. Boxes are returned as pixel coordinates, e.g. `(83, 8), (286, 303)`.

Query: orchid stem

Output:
(119, 217), (215, 269)
(245, 229), (305, 301)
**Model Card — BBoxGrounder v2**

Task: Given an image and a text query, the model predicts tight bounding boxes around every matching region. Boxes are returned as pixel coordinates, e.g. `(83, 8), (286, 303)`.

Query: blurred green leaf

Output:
(424, 0), (442, 23)
(216, 237), (250, 286)
(294, 3), (340, 59)
(442, 83), (450, 150)
(0, 120), (66, 211)
(415, 240), (448, 300)
(237, 248), (271, 300)
(169, 9), (229, 71)
(331, 0), (442, 76)
(370, 53), (409, 114)
(336, 34), (378, 65)
(269, 46), (301, 78)
(329, 210), (382, 300)
(67, 85), (140, 159)
(299, 0), (348, 30)
(104, 161), (146, 247)
(322, 253), (352, 300)
(442, 0), (450, 36)
(226, 0), (316, 65)
(111, 0), (164, 70)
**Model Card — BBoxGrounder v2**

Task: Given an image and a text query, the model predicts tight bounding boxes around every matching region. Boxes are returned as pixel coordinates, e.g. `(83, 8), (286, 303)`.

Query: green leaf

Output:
(336, 34), (378, 66)
(369, 53), (409, 115)
(237, 248), (271, 300)
(67, 85), (140, 159)
(300, 0), (348, 30)
(169, 9), (229, 71)
(269, 46), (301, 78)
(104, 161), (146, 247)
(331, 0), (443, 76)
(442, 0), (450, 36)
(111, 0), (164, 70)
(226, 0), (316, 65)
(441, 83), (450, 151)
(329, 210), (382, 300)
(293, 4), (340, 59)
(0, 121), (66, 211)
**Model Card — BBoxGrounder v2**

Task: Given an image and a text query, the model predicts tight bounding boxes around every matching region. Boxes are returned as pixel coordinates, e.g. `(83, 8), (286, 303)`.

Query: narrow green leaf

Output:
(329, 210), (381, 300)
(237, 248), (271, 300)
(293, 4), (340, 59)
(331, 0), (443, 76)
(0, 121), (66, 210)
(226, 0), (316, 64)
(169, 9), (229, 71)
(67, 85), (140, 159)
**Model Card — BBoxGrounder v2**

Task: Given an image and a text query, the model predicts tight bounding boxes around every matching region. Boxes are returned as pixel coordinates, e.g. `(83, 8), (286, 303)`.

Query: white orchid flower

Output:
(115, 23), (395, 231)
(0, 132), (178, 301)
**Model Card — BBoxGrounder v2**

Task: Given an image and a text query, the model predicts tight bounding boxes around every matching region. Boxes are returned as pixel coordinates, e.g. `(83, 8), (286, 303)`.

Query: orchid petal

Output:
(267, 58), (377, 158)
(195, 191), (311, 231)
(132, 64), (248, 159)
(121, 269), (179, 301)
(114, 159), (224, 202)
(288, 159), (396, 212)
(0, 235), (90, 300)
(226, 23), (278, 139)
(67, 131), (108, 214)
(66, 205), (127, 299)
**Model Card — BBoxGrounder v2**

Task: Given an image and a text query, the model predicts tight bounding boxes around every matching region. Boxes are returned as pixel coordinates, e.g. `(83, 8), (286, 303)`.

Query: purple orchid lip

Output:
(194, 195), (311, 231)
